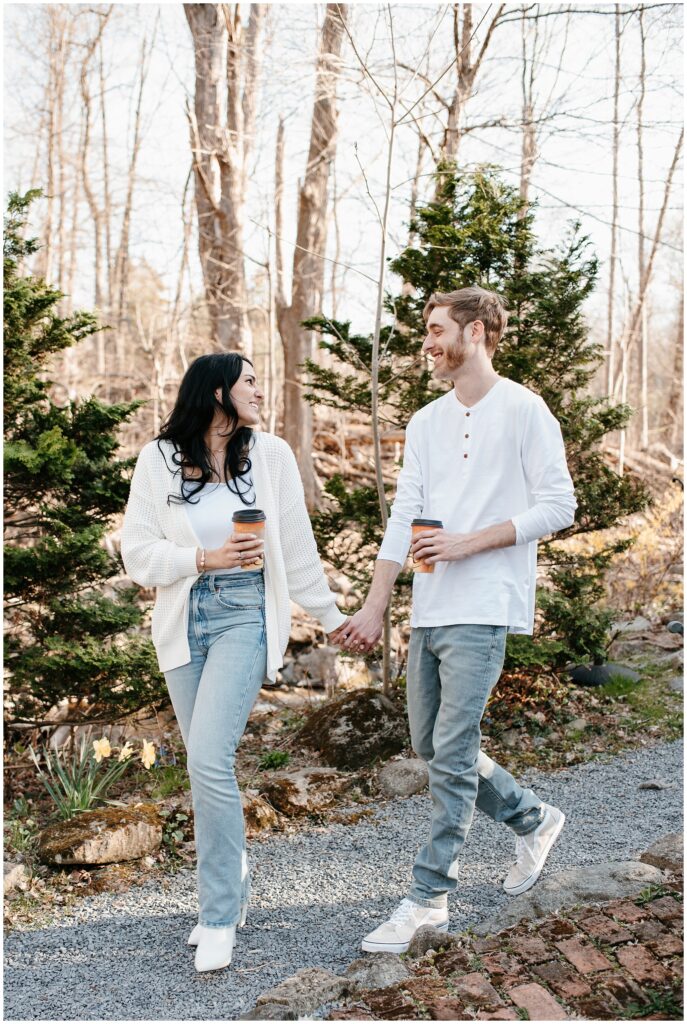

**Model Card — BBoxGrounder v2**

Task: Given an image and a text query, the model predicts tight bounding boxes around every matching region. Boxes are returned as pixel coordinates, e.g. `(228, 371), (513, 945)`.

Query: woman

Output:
(121, 352), (349, 973)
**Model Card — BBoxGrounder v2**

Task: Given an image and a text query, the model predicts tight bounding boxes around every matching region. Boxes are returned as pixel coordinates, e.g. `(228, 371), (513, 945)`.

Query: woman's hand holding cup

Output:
(205, 531), (264, 570)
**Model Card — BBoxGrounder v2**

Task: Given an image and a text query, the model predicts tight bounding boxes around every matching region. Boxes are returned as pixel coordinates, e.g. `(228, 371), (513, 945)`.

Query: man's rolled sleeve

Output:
(510, 398), (577, 546)
(377, 419), (424, 566)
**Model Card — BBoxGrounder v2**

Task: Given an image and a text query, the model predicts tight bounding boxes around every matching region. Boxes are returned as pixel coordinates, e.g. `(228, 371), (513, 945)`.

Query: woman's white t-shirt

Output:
(181, 475), (256, 574)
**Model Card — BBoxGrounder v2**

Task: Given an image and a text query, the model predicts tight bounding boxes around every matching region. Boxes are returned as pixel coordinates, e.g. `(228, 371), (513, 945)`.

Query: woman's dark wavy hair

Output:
(157, 352), (256, 507)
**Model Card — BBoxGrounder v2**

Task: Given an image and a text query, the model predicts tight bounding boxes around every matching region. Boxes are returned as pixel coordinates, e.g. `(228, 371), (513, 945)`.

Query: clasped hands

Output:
(328, 529), (473, 654)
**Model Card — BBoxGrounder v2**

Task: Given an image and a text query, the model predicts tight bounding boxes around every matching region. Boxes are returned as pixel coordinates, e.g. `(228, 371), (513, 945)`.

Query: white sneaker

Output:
(503, 803), (565, 896)
(361, 898), (449, 954)
(194, 925), (236, 973)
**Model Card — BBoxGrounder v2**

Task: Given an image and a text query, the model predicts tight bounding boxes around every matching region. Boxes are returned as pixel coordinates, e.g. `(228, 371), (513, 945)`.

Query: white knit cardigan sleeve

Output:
(272, 437), (346, 634)
(120, 444), (198, 587)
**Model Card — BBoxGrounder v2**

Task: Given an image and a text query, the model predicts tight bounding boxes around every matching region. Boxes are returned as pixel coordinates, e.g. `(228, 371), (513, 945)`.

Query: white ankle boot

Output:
(187, 900), (247, 947)
(194, 925), (236, 972)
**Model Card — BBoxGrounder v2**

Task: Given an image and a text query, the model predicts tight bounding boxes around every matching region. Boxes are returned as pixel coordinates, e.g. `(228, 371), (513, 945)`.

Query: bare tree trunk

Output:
(617, 128), (683, 471)
(518, 8), (538, 212)
(54, 15), (70, 302)
(407, 132), (426, 247)
(276, 4), (348, 510)
(273, 115), (287, 434)
(99, 36), (113, 312)
(624, 130), (683, 358)
(78, 9), (112, 311)
(78, 8), (113, 382)
(435, 2), (506, 184)
(113, 21), (157, 352)
(665, 284), (684, 453)
(184, 3), (266, 355)
(636, 8), (648, 449)
(606, 8), (622, 395)
(37, 9), (70, 282)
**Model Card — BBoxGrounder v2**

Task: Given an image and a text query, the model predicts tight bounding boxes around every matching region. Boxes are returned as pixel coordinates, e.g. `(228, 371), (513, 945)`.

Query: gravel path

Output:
(4, 741), (682, 1021)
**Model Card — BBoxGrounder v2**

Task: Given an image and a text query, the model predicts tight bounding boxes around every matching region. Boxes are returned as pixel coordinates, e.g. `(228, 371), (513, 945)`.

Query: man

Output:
(329, 286), (577, 954)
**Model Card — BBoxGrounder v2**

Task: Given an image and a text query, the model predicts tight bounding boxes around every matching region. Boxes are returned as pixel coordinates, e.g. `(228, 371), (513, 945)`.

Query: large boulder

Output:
(297, 688), (409, 769)
(37, 803), (162, 866)
(258, 767), (348, 817)
(474, 860), (665, 936)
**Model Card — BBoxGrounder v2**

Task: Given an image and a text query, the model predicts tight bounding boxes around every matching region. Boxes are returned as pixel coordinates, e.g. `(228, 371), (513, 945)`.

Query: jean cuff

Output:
(511, 805), (546, 836)
(198, 918), (240, 928)
(407, 890), (448, 910)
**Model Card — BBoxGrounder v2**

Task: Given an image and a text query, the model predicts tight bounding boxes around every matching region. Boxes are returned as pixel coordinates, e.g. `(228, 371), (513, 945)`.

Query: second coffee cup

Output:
(232, 509), (266, 570)
(411, 518), (443, 574)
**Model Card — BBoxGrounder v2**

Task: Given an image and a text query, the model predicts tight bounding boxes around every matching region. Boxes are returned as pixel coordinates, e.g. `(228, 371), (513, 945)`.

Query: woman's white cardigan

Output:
(120, 432), (347, 680)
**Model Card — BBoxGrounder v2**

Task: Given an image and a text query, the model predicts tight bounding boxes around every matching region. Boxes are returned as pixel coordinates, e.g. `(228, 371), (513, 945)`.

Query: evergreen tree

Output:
(303, 167), (649, 669)
(4, 191), (163, 723)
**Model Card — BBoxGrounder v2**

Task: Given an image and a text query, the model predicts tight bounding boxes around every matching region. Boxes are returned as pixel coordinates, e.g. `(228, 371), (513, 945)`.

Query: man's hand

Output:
(411, 528), (476, 565)
(330, 606), (384, 654)
(328, 617), (351, 648)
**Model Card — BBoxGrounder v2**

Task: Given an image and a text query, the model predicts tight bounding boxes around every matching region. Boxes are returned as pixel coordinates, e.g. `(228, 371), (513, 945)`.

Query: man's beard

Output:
(441, 340), (467, 372)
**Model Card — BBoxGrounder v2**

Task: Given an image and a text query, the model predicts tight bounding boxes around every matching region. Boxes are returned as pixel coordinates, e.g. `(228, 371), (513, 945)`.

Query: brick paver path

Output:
(329, 875), (683, 1021)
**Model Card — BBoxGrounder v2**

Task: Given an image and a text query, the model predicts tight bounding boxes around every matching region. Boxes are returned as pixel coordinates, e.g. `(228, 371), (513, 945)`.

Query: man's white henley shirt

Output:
(377, 377), (577, 633)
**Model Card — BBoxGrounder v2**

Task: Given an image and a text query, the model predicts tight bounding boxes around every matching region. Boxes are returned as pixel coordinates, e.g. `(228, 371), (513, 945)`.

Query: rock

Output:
(239, 1003), (297, 1020)
(612, 616), (652, 633)
(4, 861), (28, 893)
(258, 767), (348, 817)
(241, 790), (281, 834)
(252, 967), (349, 1018)
(656, 649), (684, 669)
(377, 758), (429, 798)
(564, 717), (589, 734)
(37, 803), (162, 866)
(669, 675), (683, 691)
(344, 954), (411, 991)
(500, 729), (521, 747)
(335, 657), (376, 689)
(638, 779), (673, 790)
(473, 860), (665, 936)
(407, 925), (453, 959)
(288, 605), (320, 646)
(640, 833), (683, 874)
(567, 663), (641, 687)
(297, 688), (409, 770)
(281, 647), (375, 691)
(292, 646), (339, 689)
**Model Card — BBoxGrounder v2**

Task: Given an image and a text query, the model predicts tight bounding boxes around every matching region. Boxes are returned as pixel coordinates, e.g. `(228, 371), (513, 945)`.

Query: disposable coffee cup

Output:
(411, 518), (443, 574)
(232, 509), (266, 570)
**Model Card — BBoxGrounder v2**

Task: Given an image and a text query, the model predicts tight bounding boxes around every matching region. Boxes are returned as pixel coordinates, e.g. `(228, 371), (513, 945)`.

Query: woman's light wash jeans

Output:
(164, 570), (266, 928)
(407, 623), (544, 908)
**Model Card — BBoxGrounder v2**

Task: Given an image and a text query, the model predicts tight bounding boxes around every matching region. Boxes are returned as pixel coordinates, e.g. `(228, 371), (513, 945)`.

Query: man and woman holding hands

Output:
(122, 285), (576, 972)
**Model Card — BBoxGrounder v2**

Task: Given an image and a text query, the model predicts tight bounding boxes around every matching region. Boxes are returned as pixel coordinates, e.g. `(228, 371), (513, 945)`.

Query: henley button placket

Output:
(463, 410), (472, 460)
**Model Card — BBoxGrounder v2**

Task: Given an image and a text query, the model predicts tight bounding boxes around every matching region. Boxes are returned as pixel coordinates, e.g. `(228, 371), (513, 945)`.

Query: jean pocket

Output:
(214, 582), (264, 611)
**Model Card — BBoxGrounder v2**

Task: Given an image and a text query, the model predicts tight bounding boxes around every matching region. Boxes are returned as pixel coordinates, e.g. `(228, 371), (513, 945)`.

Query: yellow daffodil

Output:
(92, 737), (111, 762)
(117, 742), (134, 763)
(141, 740), (156, 770)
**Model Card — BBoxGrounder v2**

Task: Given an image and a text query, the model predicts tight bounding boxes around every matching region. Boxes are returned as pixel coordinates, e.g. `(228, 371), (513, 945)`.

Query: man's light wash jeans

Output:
(407, 623), (544, 908)
(164, 570), (266, 928)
